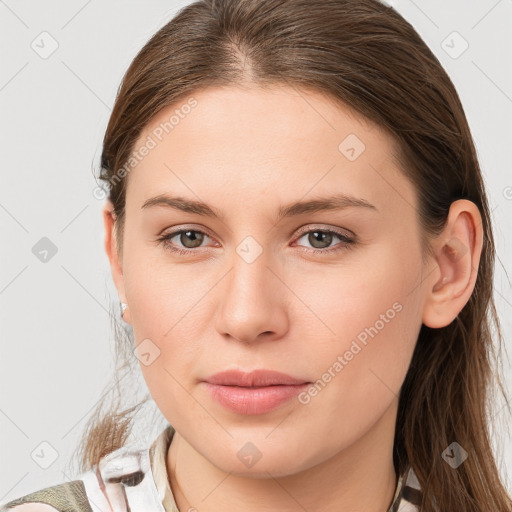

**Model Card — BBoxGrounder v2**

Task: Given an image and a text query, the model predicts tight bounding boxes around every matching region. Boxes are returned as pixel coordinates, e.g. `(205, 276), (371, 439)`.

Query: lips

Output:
(203, 369), (309, 387)
(202, 369), (311, 415)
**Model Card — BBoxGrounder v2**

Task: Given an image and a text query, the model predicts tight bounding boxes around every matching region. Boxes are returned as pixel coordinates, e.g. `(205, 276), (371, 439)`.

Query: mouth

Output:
(202, 369), (311, 415)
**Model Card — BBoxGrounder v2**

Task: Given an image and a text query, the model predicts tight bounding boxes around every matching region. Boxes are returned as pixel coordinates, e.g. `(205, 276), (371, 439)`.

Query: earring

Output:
(120, 302), (128, 316)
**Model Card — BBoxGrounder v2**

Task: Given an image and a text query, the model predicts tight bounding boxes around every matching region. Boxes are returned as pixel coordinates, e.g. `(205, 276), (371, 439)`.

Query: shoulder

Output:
(0, 433), (168, 512)
(0, 479), (93, 512)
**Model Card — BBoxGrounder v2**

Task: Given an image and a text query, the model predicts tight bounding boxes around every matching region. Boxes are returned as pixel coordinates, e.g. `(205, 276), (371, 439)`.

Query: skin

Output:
(102, 85), (483, 512)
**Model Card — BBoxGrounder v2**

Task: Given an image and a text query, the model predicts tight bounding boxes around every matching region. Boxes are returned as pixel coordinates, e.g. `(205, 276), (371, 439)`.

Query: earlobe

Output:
(422, 200), (483, 329)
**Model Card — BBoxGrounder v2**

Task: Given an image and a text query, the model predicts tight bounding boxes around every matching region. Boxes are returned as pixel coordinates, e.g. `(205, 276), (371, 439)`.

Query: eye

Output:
(157, 228), (214, 255)
(157, 226), (356, 256)
(293, 227), (355, 254)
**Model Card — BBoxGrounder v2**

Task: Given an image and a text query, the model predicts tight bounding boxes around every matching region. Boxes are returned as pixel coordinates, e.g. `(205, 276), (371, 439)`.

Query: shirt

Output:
(0, 424), (423, 511)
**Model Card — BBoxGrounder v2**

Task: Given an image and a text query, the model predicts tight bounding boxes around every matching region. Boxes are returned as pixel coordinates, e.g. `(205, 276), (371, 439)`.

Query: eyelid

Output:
(159, 223), (213, 236)
(293, 224), (355, 239)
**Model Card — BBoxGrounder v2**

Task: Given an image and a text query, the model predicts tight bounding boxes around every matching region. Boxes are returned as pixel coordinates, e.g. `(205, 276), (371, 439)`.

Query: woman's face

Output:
(109, 85), (432, 476)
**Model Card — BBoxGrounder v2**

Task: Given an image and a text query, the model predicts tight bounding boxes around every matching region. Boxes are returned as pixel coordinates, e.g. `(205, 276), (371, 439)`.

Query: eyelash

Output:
(157, 226), (355, 256)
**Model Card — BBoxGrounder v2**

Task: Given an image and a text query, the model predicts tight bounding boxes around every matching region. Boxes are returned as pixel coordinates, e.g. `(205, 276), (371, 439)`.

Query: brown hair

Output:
(75, 0), (512, 509)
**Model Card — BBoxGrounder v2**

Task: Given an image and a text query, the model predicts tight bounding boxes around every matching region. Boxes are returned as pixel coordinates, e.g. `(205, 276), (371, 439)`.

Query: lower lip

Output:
(202, 382), (310, 415)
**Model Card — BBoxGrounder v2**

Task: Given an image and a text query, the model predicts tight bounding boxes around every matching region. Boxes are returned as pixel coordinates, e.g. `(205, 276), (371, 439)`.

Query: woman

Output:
(2, 0), (511, 511)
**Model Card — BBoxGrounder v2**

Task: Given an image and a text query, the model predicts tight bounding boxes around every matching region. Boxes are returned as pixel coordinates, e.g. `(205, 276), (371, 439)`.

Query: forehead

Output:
(125, 84), (416, 218)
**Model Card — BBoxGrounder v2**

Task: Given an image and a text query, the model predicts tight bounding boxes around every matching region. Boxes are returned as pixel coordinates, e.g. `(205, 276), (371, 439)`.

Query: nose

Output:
(214, 242), (289, 344)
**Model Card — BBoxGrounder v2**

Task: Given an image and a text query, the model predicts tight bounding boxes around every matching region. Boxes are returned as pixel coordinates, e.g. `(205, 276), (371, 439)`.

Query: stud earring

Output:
(120, 302), (128, 316)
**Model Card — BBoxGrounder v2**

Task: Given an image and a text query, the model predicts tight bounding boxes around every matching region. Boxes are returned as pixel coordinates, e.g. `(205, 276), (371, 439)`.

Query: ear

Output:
(422, 199), (484, 329)
(102, 200), (132, 324)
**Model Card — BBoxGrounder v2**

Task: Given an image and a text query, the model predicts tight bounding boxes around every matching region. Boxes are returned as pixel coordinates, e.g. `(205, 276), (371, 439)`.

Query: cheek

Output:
(122, 240), (189, 330)
(121, 245), (211, 418)
(292, 243), (424, 405)
(287, 266), (423, 449)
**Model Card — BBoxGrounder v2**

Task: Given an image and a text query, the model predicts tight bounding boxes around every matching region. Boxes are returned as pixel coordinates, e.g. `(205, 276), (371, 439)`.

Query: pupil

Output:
(310, 231), (332, 249)
(182, 230), (203, 248)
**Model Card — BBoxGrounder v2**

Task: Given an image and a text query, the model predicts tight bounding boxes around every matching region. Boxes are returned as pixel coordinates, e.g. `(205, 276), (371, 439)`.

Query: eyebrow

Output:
(141, 192), (378, 221)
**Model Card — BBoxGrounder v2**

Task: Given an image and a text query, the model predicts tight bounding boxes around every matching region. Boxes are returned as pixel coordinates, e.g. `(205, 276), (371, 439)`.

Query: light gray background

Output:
(1, 0), (511, 503)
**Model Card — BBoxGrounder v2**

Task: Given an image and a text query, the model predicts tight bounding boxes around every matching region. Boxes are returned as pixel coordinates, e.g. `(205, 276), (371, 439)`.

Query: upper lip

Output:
(204, 369), (309, 387)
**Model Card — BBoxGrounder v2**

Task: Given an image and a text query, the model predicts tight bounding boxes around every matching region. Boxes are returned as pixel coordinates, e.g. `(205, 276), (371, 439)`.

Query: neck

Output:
(166, 400), (399, 512)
